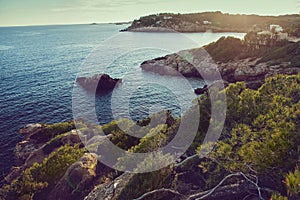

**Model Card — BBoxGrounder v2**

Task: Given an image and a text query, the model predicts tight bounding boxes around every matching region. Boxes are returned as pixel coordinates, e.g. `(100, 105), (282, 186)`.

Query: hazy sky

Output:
(0, 0), (299, 26)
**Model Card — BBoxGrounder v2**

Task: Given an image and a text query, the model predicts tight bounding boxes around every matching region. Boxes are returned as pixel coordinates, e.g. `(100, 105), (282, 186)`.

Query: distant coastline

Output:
(121, 11), (300, 37)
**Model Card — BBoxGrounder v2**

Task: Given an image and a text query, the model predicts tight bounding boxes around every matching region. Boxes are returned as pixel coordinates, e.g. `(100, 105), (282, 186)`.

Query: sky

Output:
(0, 0), (299, 26)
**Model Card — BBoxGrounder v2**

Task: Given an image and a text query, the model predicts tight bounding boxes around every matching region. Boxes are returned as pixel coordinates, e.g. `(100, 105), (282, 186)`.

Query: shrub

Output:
(0, 145), (85, 199)
(205, 36), (244, 62)
(201, 74), (300, 194)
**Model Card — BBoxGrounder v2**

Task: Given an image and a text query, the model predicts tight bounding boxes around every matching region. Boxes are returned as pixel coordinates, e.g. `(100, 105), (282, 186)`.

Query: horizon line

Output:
(0, 11), (299, 28)
(0, 22), (132, 28)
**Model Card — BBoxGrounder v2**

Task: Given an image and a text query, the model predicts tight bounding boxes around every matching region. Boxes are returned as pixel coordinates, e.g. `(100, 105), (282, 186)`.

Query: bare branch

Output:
(188, 172), (242, 200)
(188, 171), (268, 200)
(133, 188), (183, 200)
(239, 172), (263, 200)
(175, 154), (199, 167)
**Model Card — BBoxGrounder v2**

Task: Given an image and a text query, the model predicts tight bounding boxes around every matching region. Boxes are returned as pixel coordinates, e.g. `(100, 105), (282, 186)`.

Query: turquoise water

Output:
(0, 23), (245, 180)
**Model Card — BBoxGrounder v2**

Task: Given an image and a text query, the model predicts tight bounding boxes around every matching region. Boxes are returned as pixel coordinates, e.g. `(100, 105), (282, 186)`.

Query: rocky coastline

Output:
(141, 38), (300, 89)
(141, 51), (298, 89)
(1, 71), (300, 199)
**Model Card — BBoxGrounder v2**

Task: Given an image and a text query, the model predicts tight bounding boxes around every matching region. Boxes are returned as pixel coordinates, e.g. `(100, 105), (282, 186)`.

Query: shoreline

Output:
(121, 27), (248, 33)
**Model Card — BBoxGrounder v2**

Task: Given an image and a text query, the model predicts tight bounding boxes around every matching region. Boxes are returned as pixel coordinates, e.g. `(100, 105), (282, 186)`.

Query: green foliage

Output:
(205, 32), (298, 64)
(128, 12), (300, 37)
(205, 36), (243, 62)
(30, 121), (75, 144)
(44, 121), (75, 137)
(114, 124), (169, 171)
(77, 112), (177, 154)
(271, 166), (300, 200)
(115, 164), (174, 200)
(224, 82), (247, 126)
(271, 193), (288, 200)
(110, 130), (138, 150)
(129, 124), (168, 153)
(0, 145), (85, 199)
(2, 72), (300, 200)
(205, 74), (300, 193)
(101, 120), (122, 134)
(36, 145), (85, 186)
(42, 132), (68, 154)
(0, 165), (48, 200)
(104, 113), (175, 150)
(285, 167), (300, 198)
(259, 41), (300, 67)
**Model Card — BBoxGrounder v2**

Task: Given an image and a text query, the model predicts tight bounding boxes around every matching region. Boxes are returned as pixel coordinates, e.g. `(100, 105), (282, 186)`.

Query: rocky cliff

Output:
(141, 37), (300, 89)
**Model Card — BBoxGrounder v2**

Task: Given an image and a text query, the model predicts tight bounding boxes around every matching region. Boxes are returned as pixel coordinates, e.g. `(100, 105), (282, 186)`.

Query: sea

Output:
(0, 23), (245, 180)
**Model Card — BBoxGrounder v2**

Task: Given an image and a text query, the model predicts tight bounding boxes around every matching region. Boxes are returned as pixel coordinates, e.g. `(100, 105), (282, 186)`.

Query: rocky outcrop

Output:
(14, 123), (47, 166)
(194, 85), (208, 95)
(5, 125), (82, 183)
(141, 48), (216, 79)
(84, 173), (133, 200)
(14, 140), (37, 166)
(48, 153), (98, 200)
(76, 74), (122, 93)
(19, 123), (45, 140)
(141, 48), (300, 89)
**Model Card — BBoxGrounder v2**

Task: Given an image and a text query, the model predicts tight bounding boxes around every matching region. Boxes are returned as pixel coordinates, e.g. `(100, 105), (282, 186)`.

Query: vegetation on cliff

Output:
(1, 145), (85, 199)
(123, 12), (300, 37)
(141, 33), (299, 92)
(204, 33), (300, 66)
(1, 73), (299, 199)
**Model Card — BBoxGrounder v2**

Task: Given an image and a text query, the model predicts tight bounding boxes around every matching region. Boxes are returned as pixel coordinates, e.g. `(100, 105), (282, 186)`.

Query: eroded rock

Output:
(141, 50), (300, 90)
(76, 74), (122, 93)
(48, 153), (98, 200)
(84, 173), (133, 200)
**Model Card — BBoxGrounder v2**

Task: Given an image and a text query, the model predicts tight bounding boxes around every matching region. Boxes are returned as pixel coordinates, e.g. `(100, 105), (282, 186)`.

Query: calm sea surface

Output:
(0, 23), (245, 179)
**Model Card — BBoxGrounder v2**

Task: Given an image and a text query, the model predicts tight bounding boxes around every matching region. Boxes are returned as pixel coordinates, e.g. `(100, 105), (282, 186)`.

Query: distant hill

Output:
(122, 11), (300, 37)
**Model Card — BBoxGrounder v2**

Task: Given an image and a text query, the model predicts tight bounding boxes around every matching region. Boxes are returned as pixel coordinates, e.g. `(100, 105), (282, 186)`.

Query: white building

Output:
(270, 24), (283, 33)
(203, 20), (212, 25)
(163, 16), (173, 20)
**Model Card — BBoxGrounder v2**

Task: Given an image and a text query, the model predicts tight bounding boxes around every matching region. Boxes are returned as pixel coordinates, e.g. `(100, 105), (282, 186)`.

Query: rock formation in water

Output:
(76, 74), (122, 93)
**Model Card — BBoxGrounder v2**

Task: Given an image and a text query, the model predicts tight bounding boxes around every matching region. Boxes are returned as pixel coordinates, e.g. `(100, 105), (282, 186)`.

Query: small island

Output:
(76, 74), (122, 93)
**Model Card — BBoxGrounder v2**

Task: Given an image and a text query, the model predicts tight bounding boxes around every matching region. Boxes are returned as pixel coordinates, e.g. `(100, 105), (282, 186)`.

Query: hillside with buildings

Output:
(122, 12), (300, 37)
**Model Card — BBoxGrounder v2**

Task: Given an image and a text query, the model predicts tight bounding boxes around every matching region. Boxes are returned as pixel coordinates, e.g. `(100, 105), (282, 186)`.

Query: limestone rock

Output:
(19, 123), (44, 140)
(84, 173), (133, 200)
(5, 129), (82, 183)
(141, 49), (300, 90)
(76, 74), (122, 93)
(48, 153), (98, 200)
(15, 140), (37, 165)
